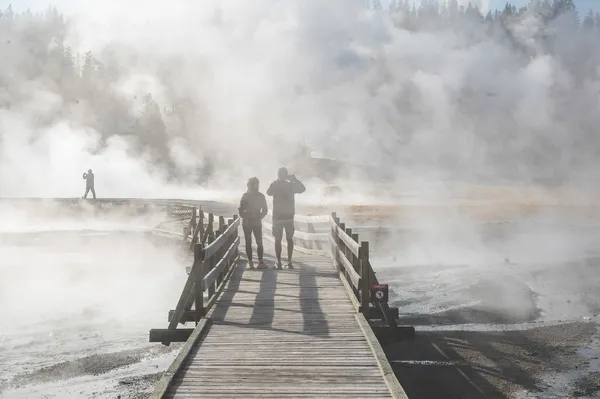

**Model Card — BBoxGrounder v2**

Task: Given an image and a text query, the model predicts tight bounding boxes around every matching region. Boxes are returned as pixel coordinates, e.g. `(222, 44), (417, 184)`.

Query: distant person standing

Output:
(239, 177), (268, 269)
(266, 167), (306, 269)
(82, 169), (96, 199)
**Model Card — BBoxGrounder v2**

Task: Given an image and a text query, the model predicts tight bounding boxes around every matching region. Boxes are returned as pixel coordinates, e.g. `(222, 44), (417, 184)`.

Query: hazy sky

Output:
(490, 0), (600, 13)
(2, 0), (600, 14)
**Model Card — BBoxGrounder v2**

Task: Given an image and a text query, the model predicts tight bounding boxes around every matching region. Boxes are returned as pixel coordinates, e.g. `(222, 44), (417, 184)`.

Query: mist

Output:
(1, 0), (599, 328)
(0, 0), (598, 204)
(3, 2), (600, 396)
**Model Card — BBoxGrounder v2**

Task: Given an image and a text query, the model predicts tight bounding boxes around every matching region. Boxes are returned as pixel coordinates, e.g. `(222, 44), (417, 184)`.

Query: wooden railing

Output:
(260, 212), (330, 251)
(329, 212), (400, 327)
(148, 204), (411, 345)
(149, 206), (240, 345)
(260, 211), (400, 328)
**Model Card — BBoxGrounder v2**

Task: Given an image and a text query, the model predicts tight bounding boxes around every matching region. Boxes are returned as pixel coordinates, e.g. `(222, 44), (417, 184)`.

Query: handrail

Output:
(260, 213), (331, 252)
(149, 208), (240, 345)
(328, 212), (398, 327)
(150, 205), (398, 344)
(260, 210), (397, 325)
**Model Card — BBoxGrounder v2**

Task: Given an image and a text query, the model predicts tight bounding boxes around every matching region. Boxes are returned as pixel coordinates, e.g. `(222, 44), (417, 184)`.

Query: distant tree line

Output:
(381, 0), (598, 30)
(1, 1), (599, 183)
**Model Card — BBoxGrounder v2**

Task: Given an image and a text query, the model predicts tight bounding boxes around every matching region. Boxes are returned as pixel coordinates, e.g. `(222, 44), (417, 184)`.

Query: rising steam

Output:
(0, 0), (599, 204)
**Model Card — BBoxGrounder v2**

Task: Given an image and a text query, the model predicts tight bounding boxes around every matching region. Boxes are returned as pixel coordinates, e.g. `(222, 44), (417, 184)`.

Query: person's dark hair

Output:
(247, 177), (259, 191)
(278, 167), (288, 179)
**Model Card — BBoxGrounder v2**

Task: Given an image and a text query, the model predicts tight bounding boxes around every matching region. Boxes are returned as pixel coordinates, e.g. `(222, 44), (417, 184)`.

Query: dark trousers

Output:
(243, 222), (263, 261)
(84, 186), (96, 199)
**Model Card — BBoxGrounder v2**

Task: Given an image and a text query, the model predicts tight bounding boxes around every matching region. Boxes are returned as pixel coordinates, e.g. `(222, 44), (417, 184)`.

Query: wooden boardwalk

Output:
(160, 250), (398, 398)
(149, 207), (409, 399)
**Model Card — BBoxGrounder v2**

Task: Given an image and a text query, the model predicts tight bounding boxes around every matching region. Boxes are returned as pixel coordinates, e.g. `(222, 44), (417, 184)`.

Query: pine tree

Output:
(503, 3), (514, 17)
(583, 9), (594, 30)
(552, 0), (579, 25)
(448, 0), (459, 19)
(81, 51), (95, 81)
(465, 2), (482, 20)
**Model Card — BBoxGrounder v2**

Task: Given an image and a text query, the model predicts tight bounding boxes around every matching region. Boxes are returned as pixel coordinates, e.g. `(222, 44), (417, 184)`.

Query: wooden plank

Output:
(167, 396), (391, 398)
(160, 259), (200, 344)
(262, 232), (331, 255)
(333, 223), (360, 256)
(168, 310), (196, 323)
(262, 212), (331, 224)
(204, 217), (240, 259)
(166, 396), (386, 398)
(204, 254), (241, 315)
(149, 319), (212, 399)
(334, 245), (361, 289)
(202, 236), (240, 290)
(261, 221), (329, 241)
(149, 328), (194, 343)
(354, 313), (409, 399)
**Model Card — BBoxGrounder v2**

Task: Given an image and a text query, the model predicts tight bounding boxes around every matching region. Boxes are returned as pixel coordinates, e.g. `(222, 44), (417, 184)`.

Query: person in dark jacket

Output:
(239, 177), (268, 269)
(82, 169), (96, 199)
(266, 167), (306, 269)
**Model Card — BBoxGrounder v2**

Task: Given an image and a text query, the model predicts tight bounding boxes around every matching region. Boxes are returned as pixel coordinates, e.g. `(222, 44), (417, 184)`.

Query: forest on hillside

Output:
(1, 0), (599, 185)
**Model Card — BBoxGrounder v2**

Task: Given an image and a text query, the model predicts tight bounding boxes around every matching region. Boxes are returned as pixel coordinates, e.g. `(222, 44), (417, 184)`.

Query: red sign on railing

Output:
(370, 284), (389, 303)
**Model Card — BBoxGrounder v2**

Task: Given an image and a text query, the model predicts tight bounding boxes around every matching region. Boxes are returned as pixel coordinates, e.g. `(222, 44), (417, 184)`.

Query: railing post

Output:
(194, 242), (205, 324)
(191, 207), (197, 231)
(351, 233), (360, 273)
(207, 213), (215, 243)
(197, 205), (204, 244)
(218, 216), (225, 231)
(330, 212), (341, 270)
(330, 212), (336, 260)
(338, 223), (346, 257)
(359, 241), (370, 315)
(232, 214), (239, 258)
(351, 233), (360, 298)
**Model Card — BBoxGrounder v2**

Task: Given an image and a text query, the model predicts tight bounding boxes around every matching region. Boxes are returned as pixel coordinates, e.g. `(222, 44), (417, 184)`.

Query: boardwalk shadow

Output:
(298, 262), (330, 336)
(209, 254), (248, 322)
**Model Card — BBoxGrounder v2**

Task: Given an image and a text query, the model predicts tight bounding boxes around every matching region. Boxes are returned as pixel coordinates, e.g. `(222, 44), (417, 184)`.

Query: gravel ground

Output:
(370, 208), (600, 399)
(385, 321), (600, 399)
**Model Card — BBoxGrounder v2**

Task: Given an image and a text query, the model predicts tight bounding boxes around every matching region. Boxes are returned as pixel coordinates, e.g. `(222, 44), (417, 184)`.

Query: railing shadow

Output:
(383, 310), (589, 398)
(209, 256), (247, 323)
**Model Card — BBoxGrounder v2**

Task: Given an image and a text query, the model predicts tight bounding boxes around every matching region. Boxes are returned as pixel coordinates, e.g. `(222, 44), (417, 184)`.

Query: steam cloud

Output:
(0, 0), (599, 202)
(3, 3), (600, 396)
